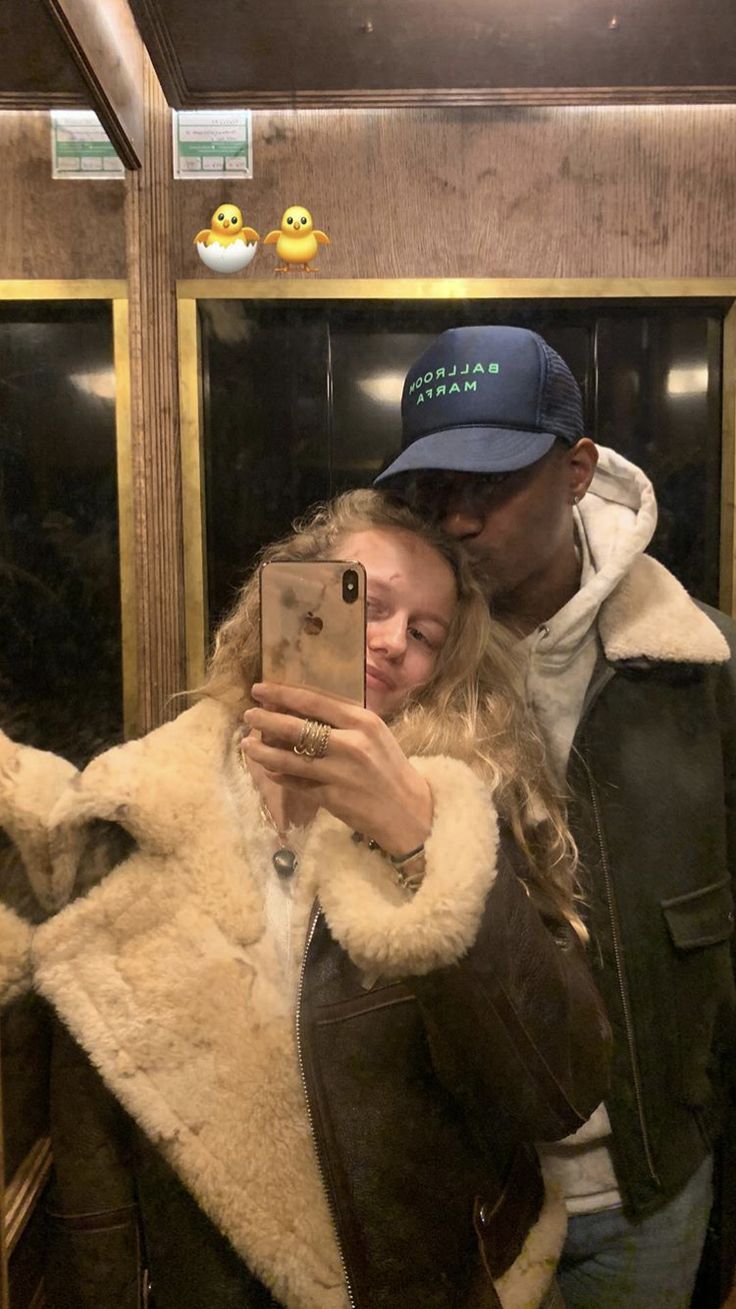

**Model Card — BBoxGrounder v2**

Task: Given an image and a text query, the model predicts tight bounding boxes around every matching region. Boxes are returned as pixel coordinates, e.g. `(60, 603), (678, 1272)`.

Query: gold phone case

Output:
(259, 560), (366, 706)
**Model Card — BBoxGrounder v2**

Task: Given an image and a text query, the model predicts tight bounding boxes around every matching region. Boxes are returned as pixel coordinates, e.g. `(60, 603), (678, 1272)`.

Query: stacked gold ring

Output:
(293, 718), (331, 760)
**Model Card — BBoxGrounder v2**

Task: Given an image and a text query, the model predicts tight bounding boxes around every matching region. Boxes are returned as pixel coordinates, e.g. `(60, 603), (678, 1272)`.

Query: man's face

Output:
(399, 443), (585, 606)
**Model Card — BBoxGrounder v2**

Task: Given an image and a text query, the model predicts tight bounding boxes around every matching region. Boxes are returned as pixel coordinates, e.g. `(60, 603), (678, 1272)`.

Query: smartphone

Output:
(259, 559), (366, 706)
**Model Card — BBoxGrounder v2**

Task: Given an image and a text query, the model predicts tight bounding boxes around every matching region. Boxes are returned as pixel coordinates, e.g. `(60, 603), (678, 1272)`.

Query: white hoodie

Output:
(529, 447), (658, 1215)
(524, 447), (658, 783)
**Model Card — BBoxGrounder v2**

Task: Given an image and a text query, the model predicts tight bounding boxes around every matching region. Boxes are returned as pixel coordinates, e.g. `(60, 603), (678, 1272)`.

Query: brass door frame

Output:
(0, 279), (136, 737)
(177, 277), (736, 687)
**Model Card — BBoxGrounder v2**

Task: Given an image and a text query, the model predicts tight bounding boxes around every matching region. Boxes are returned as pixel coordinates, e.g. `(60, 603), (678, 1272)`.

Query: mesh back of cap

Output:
(539, 340), (584, 443)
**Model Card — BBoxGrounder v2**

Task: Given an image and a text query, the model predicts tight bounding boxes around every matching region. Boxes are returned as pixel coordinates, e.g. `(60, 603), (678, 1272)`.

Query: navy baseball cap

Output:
(375, 325), (584, 485)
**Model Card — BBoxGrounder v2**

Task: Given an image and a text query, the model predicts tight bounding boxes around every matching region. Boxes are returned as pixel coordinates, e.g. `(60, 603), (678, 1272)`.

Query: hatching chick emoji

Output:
(194, 203), (259, 248)
(263, 206), (330, 273)
(194, 203), (260, 274)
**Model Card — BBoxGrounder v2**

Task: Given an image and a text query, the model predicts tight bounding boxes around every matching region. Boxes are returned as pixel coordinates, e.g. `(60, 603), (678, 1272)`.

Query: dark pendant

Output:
(272, 847), (298, 879)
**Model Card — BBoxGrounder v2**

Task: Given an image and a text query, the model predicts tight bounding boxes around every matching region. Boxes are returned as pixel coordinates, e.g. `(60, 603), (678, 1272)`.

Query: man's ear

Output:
(568, 438), (598, 501)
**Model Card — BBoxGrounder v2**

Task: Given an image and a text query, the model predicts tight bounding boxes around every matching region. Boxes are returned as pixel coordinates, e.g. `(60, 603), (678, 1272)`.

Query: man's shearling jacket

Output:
(559, 549), (736, 1226)
(18, 699), (611, 1309)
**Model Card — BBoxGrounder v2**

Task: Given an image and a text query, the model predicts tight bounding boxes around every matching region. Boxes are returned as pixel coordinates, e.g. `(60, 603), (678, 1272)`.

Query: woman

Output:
(31, 490), (609, 1309)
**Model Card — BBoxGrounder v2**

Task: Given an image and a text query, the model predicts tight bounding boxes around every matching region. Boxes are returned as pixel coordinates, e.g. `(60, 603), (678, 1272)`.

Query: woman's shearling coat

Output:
(0, 727), (83, 1013)
(0, 902), (32, 1005)
(30, 699), (610, 1309)
(0, 729), (80, 916)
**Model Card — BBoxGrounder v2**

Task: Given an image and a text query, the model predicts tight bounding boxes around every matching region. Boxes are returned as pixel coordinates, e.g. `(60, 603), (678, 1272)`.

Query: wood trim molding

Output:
(42, 0), (145, 168)
(0, 91), (86, 109)
(174, 85), (736, 110)
(112, 298), (140, 739)
(176, 277), (736, 302)
(125, 53), (186, 733)
(177, 298), (207, 692)
(0, 280), (127, 299)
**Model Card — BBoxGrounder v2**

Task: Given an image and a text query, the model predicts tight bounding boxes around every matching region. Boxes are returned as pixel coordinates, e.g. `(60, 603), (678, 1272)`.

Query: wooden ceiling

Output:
(1, 0), (144, 166)
(0, 0), (90, 107)
(128, 0), (736, 108)
(1, 0), (734, 120)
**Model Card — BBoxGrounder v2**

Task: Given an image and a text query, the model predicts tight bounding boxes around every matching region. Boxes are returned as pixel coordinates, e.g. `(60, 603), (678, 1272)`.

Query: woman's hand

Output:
(241, 682), (433, 857)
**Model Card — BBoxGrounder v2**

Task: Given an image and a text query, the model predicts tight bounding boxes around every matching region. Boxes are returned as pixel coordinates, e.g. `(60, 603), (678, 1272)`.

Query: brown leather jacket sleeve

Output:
(409, 841), (612, 1143)
(44, 1015), (146, 1309)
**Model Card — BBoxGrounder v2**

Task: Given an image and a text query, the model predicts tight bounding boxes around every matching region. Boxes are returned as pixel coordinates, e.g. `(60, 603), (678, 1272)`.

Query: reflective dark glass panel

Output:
(0, 301), (122, 765)
(200, 298), (724, 632)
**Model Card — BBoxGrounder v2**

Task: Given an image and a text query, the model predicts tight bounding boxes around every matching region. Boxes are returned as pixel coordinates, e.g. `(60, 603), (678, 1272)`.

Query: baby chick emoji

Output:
(263, 206), (330, 273)
(194, 203), (260, 274)
(194, 203), (258, 247)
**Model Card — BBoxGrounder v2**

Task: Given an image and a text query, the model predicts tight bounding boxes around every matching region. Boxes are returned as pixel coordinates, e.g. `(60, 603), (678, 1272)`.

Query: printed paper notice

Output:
(51, 110), (124, 180)
(173, 110), (252, 180)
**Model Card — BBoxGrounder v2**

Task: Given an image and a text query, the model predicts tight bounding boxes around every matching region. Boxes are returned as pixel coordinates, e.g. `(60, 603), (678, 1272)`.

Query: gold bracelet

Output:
(394, 861), (425, 894)
(352, 833), (426, 894)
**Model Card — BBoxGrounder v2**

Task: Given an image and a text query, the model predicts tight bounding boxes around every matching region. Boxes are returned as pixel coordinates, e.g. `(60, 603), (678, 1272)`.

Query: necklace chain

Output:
(236, 738), (299, 879)
(259, 797), (288, 843)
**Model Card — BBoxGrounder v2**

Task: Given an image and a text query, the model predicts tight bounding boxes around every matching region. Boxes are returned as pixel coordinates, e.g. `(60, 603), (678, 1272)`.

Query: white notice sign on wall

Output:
(51, 110), (125, 180)
(172, 110), (252, 180)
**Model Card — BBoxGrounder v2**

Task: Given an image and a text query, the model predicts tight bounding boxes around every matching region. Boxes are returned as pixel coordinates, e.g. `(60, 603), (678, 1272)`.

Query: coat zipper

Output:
(584, 764), (661, 1186)
(296, 903), (358, 1309)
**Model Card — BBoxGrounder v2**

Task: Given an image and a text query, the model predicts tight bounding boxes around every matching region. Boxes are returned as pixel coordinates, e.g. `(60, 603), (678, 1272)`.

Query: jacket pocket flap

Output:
(661, 879), (734, 950)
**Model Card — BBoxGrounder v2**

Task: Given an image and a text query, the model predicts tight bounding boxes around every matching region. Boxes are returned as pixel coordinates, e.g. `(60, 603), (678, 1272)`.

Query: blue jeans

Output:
(558, 1156), (713, 1309)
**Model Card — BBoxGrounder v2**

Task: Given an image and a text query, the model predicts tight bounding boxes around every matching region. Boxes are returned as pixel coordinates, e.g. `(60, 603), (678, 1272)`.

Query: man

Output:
(375, 324), (736, 1309)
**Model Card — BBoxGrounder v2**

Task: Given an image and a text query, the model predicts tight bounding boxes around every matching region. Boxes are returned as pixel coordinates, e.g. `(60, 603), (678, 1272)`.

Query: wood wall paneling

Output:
(125, 54), (187, 731)
(2, 106), (735, 284)
(173, 105), (736, 282)
(0, 113), (126, 280)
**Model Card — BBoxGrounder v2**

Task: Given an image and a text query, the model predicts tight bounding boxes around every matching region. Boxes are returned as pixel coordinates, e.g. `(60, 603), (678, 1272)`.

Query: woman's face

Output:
(339, 528), (457, 718)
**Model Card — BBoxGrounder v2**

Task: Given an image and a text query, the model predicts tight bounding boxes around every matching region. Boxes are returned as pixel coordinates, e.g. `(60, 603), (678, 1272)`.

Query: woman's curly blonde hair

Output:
(203, 489), (586, 940)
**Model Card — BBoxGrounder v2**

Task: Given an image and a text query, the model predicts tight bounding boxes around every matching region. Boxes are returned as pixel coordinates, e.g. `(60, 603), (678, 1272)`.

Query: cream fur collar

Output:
(577, 448), (729, 665)
(35, 701), (557, 1308)
(599, 553), (729, 665)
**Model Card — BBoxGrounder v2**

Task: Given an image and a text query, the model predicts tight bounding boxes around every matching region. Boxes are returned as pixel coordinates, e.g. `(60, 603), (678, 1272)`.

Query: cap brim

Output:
(374, 426), (558, 485)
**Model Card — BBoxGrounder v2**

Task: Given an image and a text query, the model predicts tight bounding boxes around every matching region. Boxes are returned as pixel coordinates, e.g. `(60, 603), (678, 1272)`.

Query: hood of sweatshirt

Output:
(523, 446), (729, 780)
(523, 447), (656, 779)
(530, 445), (658, 665)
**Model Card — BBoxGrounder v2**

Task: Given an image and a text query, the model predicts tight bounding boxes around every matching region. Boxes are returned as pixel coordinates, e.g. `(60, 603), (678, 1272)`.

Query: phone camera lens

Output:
(342, 569), (359, 604)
